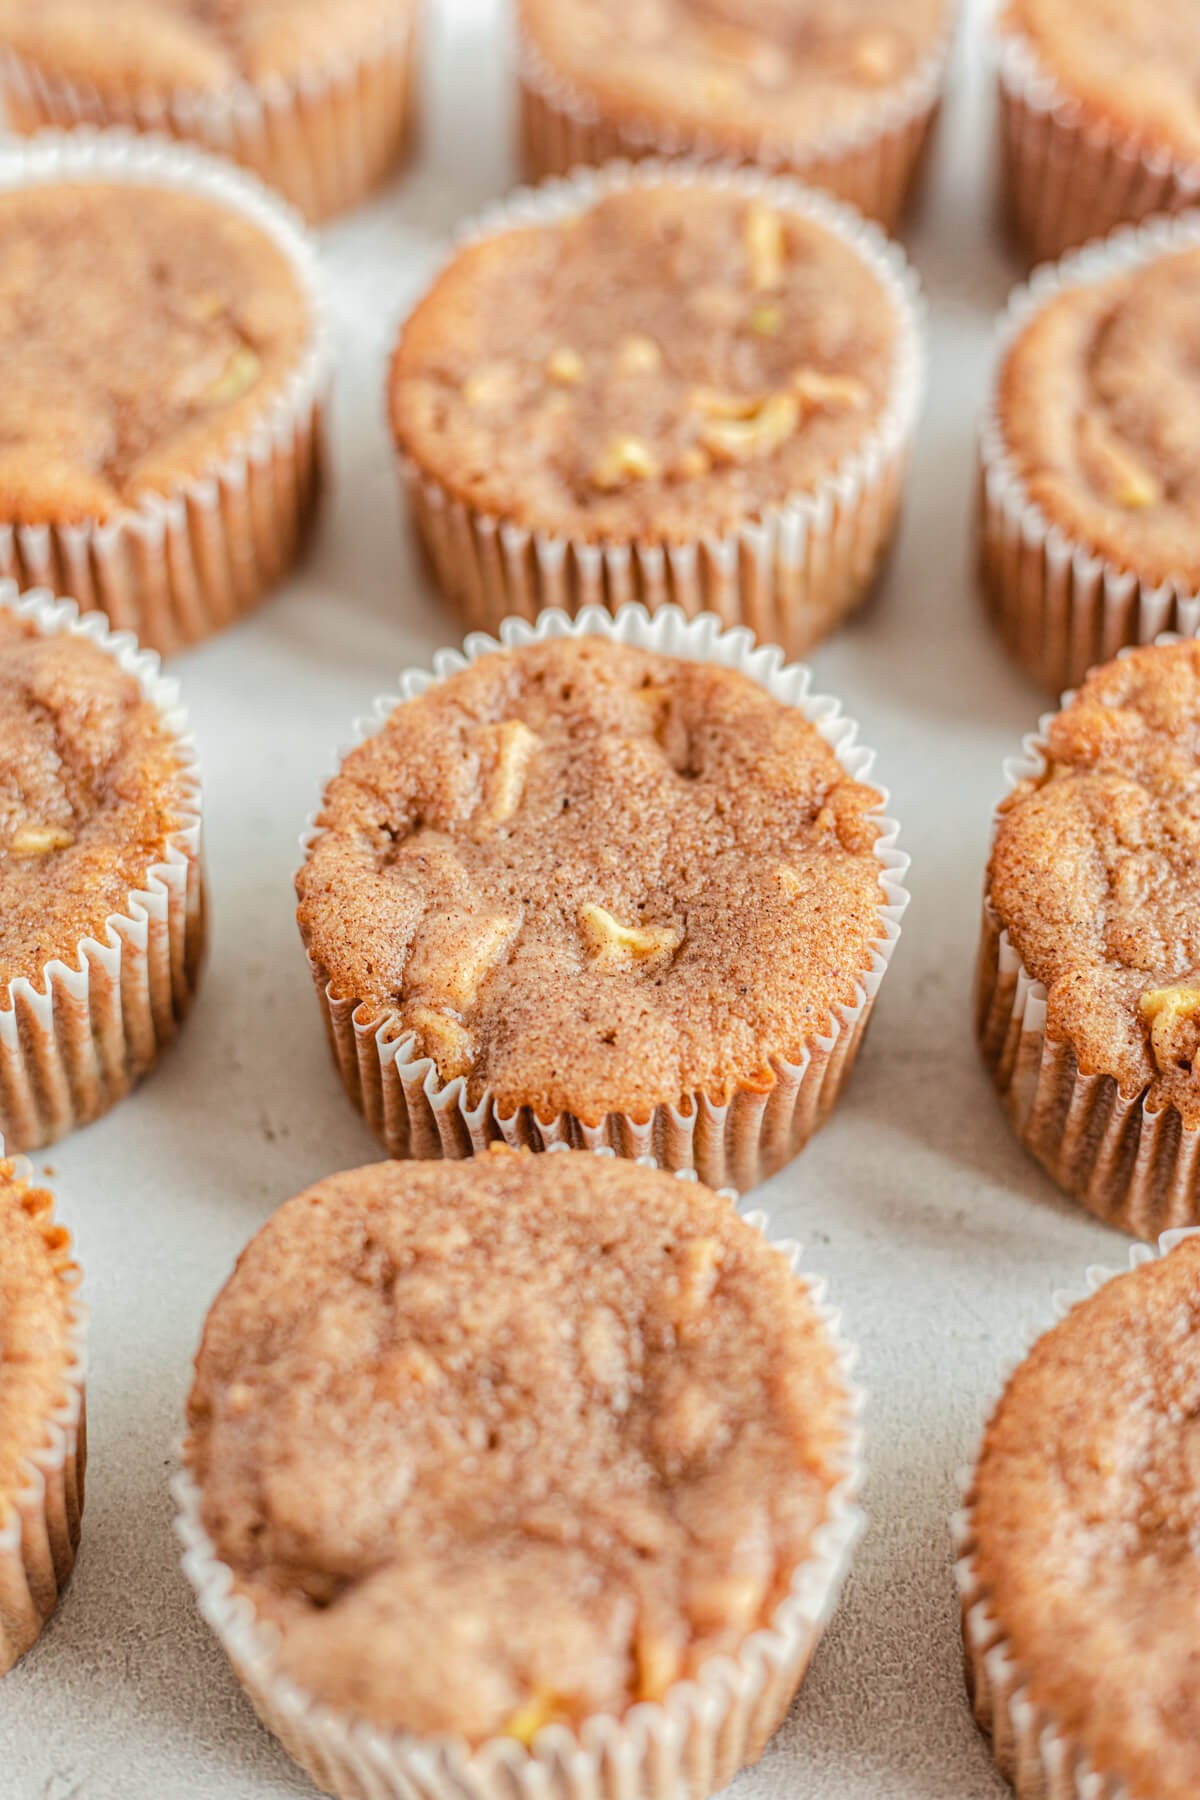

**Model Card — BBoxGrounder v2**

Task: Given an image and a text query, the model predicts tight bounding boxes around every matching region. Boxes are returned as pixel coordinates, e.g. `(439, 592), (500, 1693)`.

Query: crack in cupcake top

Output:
(0, 0), (405, 93)
(972, 1236), (1200, 1800)
(186, 1149), (849, 1742)
(998, 246), (1200, 591)
(519, 0), (948, 152)
(1003, 0), (1200, 166)
(0, 181), (310, 525)
(0, 1160), (77, 1520)
(296, 638), (886, 1123)
(989, 639), (1200, 1126)
(389, 183), (900, 543)
(0, 612), (191, 993)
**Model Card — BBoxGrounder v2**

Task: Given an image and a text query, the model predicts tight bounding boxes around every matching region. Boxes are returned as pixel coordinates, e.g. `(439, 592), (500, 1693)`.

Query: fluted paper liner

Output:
(0, 583), (206, 1154)
(979, 212), (1200, 695)
(953, 1228), (1199, 1799)
(976, 641), (1200, 1238)
(0, 130), (330, 658)
(394, 160), (925, 660)
(174, 1157), (864, 1800)
(0, 1157), (88, 1675)
(516, 18), (953, 232)
(299, 602), (910, 1192)
(0, 11), (417, 224)
(993, 18), (1200, 266)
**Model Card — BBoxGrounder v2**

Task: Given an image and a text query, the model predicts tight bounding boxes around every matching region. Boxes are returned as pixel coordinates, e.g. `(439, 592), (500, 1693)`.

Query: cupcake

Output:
(977, 636), (1200, 1239)
(517, 0), (954, 232)
(296, 604), (909, 1191)
(0, 1158), (86, 1676)
(956, 1229), (1200, 1800)
(176, 1147), (862, 1800)
(389, 163), (923, 657)
(994, 0), (1200, 265)
(0, 130), (328, 659)
(980, 216), (1200, 695)
(0, 0), (418, 223)
(0, 583), (205, 1153)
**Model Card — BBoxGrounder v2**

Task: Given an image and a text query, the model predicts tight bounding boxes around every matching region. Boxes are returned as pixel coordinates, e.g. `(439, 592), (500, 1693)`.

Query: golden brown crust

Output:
(519, 0), (947, 159)
(0, 181), (310, 527)
(0, 0), (405, 95)
(998, 246), (1200, 594)
(973, 1236), (1200, 1800)
(389, 183), (898, 544)
(0, 611), (191, 992)
(296, 638), (885, 1123)
(988, 640), (1200, 1127)
(1001, 0), (1200, 168)
(0, 1159), (77, 1518)
(187, 1148), (848, 1741)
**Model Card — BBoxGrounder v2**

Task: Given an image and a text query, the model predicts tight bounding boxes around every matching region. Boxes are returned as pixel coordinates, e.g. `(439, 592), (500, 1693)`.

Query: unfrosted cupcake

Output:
(390, 165), (923, 656)
(296, 606), (909, 1192)
(0, 0), (418, 222)
(517, 0), (954, 232)
(0, 585), (205, 1153)
(980, 216), (1200, 694)
(0, 133), (328, 658)
(0, 1159), (86, 1676)
(978, 636), (1200, 1238)
(995, 0), (1200, 264)
(957, 1230), (1200, 1800)
(177, 1148), (862, 1800)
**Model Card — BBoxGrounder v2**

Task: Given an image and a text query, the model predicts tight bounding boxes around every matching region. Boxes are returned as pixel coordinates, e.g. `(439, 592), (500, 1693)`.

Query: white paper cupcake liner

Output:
(0, 582), (206, 1154)
(0, 9), (418, 224)
(0, 129), (330, 658)
(174, 1153), (865, 1800)
(993, 18), (1200, 266)
(0, 1157), (88, 1676)
(395, 159), (925, 661)
(978, 211), (1200, 695)
(299, 601), (910, 1192)
(516, 17), (954, 233)
(953, 1226), (1198, 1799)
(976, 634), (1200, 1238)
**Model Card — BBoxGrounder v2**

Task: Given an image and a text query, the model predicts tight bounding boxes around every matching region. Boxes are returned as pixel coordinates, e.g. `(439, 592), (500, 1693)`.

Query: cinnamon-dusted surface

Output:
(972, 1236), (1200, 1800)
(297, 637), (885, 1122)
(1002, 0), (1200, 167)
(0, 1160), (77, 1516)
(989, 640), (1200, 1127)
(0, 181), (310, 525)
(389, 182), (899, 542)
(0, 0), (403, 93)
(187, 1149), (849, 1740)
(520, 0), (947, 158)
(0, 612), (190, 991)
(997, 245), (1200, 590)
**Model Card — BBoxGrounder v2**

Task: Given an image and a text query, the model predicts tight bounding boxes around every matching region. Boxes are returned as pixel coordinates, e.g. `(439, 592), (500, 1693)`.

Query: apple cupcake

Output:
(517, 0), (954, 232)
(390, 163), (923, 657)
(0, 0), (418, 223)
(177, 1148), (863, 1800)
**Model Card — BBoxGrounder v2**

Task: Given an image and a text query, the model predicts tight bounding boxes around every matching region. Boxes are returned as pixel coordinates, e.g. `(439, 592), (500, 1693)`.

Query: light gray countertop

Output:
(0, 3), (1133, 1795)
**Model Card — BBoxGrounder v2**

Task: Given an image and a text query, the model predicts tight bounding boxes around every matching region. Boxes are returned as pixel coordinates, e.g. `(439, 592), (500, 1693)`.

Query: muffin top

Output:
(389, 181), (903, 543)
(988, 639), (1200, 1126)
(0, 612), (193, 992)
(0, 1162), (78, 1519)
(297, 637), (886, 1122)
(187, 1148), (850, 1741)
(0, 180), (310, 526)
(972, 1235), (1200, 1800)
(519, 0), (948, 156)
(0, 0), (404, 94)
(997, 244), (1200, 592)
(1002, 0), (1200, 167)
